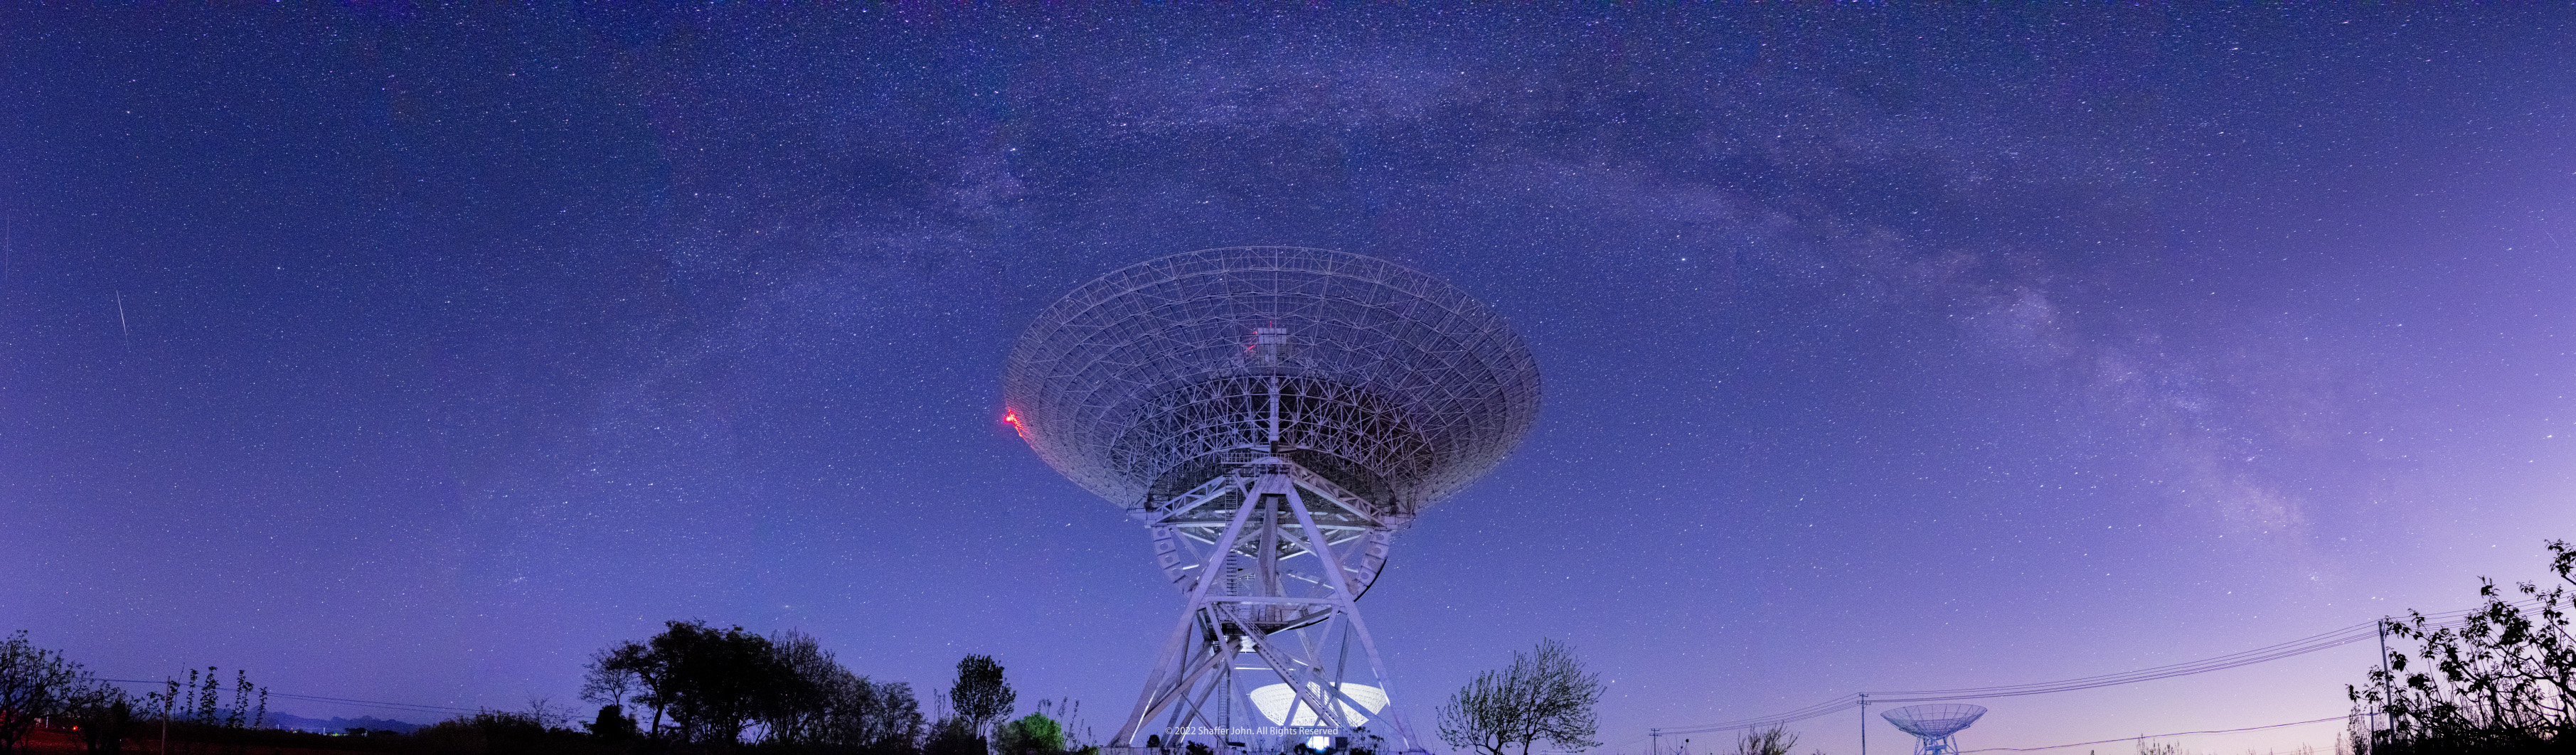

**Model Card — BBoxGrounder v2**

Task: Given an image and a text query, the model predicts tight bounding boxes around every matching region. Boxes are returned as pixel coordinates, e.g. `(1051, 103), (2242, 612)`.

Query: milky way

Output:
(4, 7), (2573, 754)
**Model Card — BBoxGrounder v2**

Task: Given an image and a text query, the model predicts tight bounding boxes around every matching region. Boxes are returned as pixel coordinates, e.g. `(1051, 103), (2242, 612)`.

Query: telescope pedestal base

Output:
(1110, 466), (1422, 755)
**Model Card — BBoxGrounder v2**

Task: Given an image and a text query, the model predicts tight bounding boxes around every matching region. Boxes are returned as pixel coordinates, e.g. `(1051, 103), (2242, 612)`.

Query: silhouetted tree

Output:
(1731, 727), (1797, 755)
(949, 655), (1016, 741)
(2350, 540), (2576, 755)
(580, 646), (641, 713)
(809, 667), (923, 754)
(765, 629), (839, 745)
(926, 716), (985, 755)
(595, 641), (669, 738)
(1437, 639), (1603, 755)
(762, 628), (917, 750)
(586, 705), (639, 741)
(413, 707), (597, 755)
(0, 631), (89, 755)
(68, 682), (135, 754)
(594, 621), (935, 751)
(143, 681), (175, 754)
(637, 620), (792, 746)
(194, 666), (218, 729)
(117, 665), (265, 755)
(226, 670), (251, 730)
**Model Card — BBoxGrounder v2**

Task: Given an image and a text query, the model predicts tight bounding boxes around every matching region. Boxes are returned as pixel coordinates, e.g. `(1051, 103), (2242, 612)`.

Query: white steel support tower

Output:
(1004, 247), (1541, 755)
(1119, 452), (1408, 752)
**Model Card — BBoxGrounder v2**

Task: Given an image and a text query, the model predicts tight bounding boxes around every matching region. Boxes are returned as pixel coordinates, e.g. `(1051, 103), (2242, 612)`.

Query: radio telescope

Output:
(1881, 705), (1986, 755)
(1003, 247), (1540, 754)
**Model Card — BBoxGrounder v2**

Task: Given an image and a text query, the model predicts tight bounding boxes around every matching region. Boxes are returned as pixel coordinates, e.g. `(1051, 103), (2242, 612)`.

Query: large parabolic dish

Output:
(1883, 704), (1987, 755)
(1002, 246), (1541, 520)
(1004, 247), (1540, 754)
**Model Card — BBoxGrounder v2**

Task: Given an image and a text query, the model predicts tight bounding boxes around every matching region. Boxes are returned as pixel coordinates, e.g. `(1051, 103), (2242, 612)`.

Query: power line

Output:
(1654, 599), (2535, 735)
(1657, 696), (1864, 735)
(1955, 715), (2348, 753)
(1866, 599), (2530, 704)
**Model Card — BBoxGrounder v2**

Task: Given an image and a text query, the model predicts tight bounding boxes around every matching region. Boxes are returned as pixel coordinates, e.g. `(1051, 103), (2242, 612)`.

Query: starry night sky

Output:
(5, 6), (2575, 754)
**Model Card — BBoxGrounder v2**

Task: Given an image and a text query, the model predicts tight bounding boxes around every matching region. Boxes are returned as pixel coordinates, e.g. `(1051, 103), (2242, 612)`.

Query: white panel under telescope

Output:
(1247, 683), (1388, 727)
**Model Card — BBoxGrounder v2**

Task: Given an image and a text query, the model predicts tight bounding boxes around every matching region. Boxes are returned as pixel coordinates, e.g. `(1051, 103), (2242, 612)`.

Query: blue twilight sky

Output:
(4, 6), (2574, 754)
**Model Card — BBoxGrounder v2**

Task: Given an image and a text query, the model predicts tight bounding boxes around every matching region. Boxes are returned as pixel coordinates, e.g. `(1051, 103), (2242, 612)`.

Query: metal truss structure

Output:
(1003, 247), (1541, 755)
(1880, 705), (1986, 755)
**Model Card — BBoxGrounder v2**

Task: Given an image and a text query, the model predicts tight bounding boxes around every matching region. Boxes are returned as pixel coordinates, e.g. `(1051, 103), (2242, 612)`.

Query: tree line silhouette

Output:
(14, 542), (2572, 755)
(0, 632), (277, 755)
(0, 621), (1087, 755)
(548, 619), (1084, 755)
(578, 619), (984, 754)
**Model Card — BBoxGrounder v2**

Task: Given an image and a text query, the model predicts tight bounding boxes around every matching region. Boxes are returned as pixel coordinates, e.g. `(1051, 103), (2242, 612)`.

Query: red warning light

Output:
(1002, 409), (1031, 441)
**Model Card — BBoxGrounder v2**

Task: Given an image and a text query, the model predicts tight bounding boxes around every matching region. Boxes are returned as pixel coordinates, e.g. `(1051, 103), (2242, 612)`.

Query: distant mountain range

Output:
(263, 712), (427, 734)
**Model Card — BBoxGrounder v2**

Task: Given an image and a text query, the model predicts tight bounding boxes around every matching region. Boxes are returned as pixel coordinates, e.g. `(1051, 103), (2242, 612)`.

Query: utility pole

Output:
(1652, 728), (1661, 755)
(2377, 616), (2396, 737)
(1859, 694), (1868, 755)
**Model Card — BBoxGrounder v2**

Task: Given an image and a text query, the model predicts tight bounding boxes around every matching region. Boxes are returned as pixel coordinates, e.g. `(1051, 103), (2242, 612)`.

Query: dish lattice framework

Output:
(1002, 246), (1541, 520)
(1880, 704), (1986, 739)
(1882, 703), (1986, 755)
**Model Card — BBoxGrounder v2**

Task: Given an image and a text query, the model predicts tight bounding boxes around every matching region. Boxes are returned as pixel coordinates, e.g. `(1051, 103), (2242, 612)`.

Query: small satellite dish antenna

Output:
(1881, 704), (1986, 755)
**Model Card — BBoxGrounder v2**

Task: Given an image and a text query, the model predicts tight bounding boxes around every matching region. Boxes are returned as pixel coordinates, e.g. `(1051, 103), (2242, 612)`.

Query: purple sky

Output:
(4, 6), (2573, 755)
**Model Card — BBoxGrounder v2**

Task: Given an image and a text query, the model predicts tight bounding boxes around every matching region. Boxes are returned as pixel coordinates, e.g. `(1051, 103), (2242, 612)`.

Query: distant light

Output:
(1308, 736), (1334, 751)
